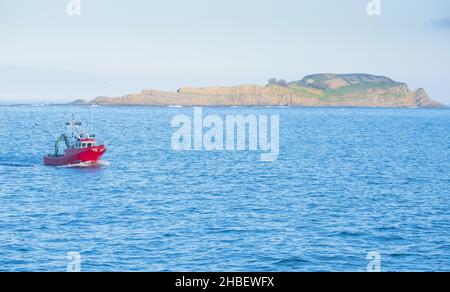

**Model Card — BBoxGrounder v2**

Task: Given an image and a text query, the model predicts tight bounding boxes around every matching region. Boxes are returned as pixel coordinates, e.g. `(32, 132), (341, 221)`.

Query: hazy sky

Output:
(0, 0), (449, 104)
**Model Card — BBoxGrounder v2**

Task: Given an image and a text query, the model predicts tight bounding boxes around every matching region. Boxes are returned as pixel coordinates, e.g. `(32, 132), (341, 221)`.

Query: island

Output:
(71, 74), (444, 108)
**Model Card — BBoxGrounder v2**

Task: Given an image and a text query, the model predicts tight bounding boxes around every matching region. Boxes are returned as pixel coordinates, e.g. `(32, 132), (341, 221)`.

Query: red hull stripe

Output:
(44, 146), (106, 166)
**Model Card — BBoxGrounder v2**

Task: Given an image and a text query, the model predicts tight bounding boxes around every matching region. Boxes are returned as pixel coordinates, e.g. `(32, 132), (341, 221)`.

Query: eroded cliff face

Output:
(414, 88), (443, 108)
(87, 74), (444, 108)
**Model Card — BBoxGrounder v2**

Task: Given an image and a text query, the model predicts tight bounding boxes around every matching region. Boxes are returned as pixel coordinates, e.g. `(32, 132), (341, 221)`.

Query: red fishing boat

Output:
(44, 117), (106, 166)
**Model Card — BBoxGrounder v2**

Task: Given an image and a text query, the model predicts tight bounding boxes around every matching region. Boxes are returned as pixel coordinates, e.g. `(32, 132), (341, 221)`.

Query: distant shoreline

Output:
(1, 104), (448, 110)
(1, 73), (448, 108)
(67, 74), (445, 108)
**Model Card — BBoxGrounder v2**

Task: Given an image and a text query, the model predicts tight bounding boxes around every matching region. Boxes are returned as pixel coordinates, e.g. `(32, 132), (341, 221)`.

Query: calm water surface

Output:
(0, 106), (449, 271)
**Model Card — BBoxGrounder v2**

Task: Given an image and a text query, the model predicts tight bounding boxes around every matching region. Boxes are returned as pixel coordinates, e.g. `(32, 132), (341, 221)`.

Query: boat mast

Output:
(66, 114), (82, 140)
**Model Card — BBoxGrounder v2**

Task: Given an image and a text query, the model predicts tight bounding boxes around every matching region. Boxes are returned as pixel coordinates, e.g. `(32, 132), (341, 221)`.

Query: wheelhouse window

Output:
(76, 141), (95, 148)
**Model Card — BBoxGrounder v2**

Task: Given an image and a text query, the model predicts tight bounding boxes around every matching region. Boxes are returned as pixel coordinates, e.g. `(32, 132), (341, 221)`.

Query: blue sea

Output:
(0, 106), (449, 272)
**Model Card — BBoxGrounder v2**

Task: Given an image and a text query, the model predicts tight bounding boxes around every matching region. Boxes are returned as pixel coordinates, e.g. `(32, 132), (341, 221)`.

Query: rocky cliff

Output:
(84, 74), (444, 108)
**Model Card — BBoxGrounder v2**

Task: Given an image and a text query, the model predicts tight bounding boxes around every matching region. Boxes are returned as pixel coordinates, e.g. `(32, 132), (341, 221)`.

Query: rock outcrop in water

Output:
(81, 74), (444, 108)
(69, 99), (88, 105)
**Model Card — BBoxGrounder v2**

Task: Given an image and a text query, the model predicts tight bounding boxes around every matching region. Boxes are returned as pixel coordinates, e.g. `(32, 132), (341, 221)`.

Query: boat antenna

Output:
(91, 111), (94, 136)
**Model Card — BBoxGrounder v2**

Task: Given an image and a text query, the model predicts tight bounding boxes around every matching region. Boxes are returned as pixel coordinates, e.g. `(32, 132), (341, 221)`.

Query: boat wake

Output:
(60, 160), (110, 169)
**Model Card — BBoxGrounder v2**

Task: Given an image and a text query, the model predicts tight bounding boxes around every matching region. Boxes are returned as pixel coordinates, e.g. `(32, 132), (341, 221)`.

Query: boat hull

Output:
(44, 146), (106, 166)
